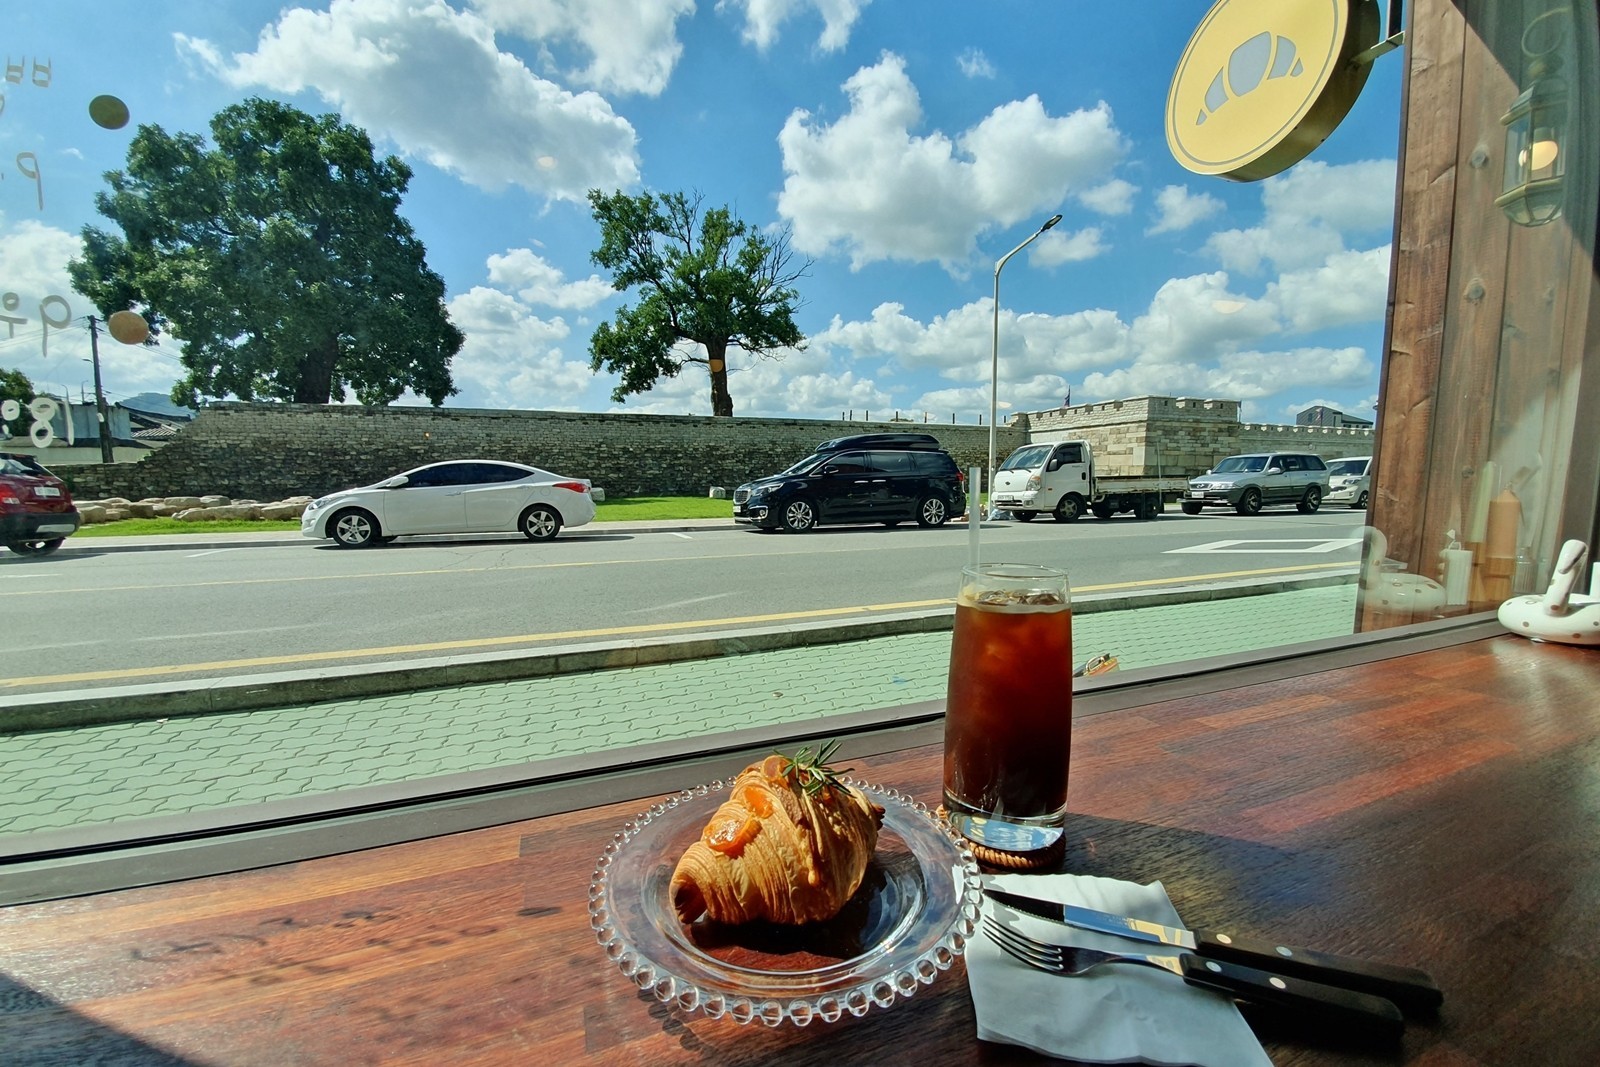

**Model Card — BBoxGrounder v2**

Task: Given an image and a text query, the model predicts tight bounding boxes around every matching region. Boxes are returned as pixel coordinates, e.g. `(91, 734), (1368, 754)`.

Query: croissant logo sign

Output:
(1167, 0), (1381, 181)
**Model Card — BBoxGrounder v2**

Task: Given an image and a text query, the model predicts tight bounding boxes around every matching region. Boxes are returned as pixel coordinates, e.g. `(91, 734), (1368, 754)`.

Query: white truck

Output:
(990, 440), (1186, 522)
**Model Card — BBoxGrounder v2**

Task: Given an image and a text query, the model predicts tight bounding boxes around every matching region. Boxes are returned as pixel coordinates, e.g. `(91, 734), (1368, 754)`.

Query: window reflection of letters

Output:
(12, 152), (43, 209)
(1, 291), (73, 356)
(5, 57), (51, 87)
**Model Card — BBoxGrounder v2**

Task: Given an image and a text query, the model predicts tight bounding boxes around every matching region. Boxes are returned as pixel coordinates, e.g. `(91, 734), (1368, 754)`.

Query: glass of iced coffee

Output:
(943, 563), (1073, 854)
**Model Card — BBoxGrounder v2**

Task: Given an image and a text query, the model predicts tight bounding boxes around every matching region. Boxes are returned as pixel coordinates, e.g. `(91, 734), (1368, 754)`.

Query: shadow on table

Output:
(0, 972), (199, 1067)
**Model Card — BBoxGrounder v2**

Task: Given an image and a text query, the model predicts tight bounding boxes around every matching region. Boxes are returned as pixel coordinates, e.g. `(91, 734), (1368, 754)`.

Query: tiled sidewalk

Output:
(0, 583), (1359, 839)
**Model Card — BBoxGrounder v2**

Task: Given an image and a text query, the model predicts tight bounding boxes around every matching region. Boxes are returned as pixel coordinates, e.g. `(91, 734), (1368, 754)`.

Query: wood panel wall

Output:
(1364, 0), (1600, 630)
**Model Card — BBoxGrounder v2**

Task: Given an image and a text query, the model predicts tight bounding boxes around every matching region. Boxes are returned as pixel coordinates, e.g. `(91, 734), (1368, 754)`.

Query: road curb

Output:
(0, 569), (1357, 734)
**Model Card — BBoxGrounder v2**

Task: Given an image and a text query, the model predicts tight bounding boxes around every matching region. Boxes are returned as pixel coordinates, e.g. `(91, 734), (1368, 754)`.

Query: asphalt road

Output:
(0, 508), (1367, 694)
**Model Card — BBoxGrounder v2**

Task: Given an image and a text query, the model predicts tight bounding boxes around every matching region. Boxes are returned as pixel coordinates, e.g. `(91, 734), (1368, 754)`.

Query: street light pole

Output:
(987, 212), (1062, 517)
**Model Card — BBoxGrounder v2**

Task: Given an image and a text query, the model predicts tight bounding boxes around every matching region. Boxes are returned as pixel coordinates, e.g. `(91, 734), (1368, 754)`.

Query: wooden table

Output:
(3, 633), (1598, 1065)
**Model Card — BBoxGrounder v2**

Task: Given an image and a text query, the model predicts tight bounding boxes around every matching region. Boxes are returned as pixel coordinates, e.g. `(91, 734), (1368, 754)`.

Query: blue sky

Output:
(0, 0), (1403, 427)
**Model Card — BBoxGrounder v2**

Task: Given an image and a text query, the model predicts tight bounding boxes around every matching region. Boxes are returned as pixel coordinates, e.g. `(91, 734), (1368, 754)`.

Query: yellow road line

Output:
(3, 562), (1351, 688)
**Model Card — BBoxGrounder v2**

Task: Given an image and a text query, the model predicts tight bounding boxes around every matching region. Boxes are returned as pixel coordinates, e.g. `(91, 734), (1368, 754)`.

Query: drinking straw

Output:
(968, 465), (982, 569)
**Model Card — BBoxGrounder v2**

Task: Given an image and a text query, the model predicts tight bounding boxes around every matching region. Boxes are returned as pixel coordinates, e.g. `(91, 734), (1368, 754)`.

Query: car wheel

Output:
(5, 537), (64, 556)
(330, 508), (381, 547)
(1352, 490), (1369, 509)
(1091, 503), (1114, 520)
(1053, 495), (1083, 523)
(1296, 486), (1322, 514)
(1014, 511), (1036, 522)
(1181, 501), (1203, 516)
(1137, 497), (1162, 521)
(520, 504), (562, 541)
(780, 498), (817, 532)
(1235, 488), (1263, 515)
(917, 495), (950, 527)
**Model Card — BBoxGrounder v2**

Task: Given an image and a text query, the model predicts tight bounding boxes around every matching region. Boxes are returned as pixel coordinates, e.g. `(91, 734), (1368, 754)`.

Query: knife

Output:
(984, 887), (1442, 1014)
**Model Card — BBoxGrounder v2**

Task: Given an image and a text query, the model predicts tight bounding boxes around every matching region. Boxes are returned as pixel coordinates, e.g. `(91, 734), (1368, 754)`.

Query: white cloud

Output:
(1078, 179), (1136, 216)
(1083, 346), (1374, 404)
(445, 285), (595, 408)
(175, 0), (640, 202)
(780, 239), (1391, 420)
(777, 53), (1126, 270)
(957, 47), (995, 79)
(719, 0), (872, 52)
(1029, 226), (1108, 266)
(1128, 271), (1279, 365)
(468, 0), (694, 96)
(1266, 246), (1392, 333)
(810, 299), (1130, 398)
(1262, 159), (1397, 234)
(0, 218), (183, 403)
(1147, 184), (1224, 235)
(1204, 159), (1395, 273)
(485, 248), (615, 309)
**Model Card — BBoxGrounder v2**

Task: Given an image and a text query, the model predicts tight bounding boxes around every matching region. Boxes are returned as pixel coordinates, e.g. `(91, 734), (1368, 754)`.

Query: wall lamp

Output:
(1495, 9), (1569, 227)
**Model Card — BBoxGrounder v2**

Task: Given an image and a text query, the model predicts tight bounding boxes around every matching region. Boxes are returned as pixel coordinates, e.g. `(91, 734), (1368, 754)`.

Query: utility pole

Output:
(86, 315), (115, 463)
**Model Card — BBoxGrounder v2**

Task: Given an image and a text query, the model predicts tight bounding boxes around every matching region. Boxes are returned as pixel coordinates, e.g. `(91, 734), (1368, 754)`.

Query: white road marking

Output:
(1168, 538), (1362, 555)
(670, 532), (694, 540)
(630, 592), (736, 613)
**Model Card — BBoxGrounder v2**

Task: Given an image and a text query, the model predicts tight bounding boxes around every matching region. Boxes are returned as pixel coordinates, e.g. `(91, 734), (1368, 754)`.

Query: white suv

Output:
(1325, 456), (1372, 509)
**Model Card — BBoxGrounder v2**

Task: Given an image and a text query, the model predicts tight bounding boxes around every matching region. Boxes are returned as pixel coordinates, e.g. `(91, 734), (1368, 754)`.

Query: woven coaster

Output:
(936, 806), (1065, 871)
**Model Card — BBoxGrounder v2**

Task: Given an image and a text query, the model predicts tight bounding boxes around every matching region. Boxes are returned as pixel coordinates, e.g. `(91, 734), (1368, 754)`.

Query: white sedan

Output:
(301, 460), (600, 547)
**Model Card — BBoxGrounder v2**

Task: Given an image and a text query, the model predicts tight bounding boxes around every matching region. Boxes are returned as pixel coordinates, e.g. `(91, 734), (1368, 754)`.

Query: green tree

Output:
(69, 97), (461, 407)
(587, 189), (808, 416)
(1, 367), (34, 439)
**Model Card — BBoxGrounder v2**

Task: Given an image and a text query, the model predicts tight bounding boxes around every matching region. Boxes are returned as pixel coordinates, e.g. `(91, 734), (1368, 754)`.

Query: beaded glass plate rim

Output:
(588, 775), (983, 1027)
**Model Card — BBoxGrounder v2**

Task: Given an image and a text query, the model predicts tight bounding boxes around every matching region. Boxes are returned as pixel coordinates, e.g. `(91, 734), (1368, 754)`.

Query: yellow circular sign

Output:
(1166, 0), (1380, 182)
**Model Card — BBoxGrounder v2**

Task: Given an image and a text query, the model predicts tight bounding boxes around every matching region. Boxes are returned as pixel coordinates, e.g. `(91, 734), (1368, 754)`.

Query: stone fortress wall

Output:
(61, 403), (1023, 502)
(1015, 395), (1373, 479)
(59, 396), (1375, 502)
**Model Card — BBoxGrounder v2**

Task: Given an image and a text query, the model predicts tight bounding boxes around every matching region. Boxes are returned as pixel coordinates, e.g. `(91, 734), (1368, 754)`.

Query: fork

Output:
(982, 916), (1404, 1038)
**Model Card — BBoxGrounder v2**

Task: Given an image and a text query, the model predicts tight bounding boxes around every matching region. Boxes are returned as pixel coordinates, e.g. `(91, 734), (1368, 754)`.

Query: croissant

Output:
(671, 753), (884, 925)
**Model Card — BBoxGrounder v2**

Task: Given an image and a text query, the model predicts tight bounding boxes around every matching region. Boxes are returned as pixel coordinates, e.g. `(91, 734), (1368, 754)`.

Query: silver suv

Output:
(1182, 452), (1330, 515)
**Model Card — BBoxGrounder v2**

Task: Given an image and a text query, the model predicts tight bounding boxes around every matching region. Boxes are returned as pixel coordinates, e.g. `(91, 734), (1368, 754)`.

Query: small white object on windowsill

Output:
(1497, 540), (1600, 646)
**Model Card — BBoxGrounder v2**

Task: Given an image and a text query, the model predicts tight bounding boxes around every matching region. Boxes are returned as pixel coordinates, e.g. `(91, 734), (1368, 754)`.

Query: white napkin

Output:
(969, 872), (1273, 1066)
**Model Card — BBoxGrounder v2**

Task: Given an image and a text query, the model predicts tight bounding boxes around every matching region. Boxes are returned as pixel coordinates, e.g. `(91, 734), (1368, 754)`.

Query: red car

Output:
(1, 451), (81, 556)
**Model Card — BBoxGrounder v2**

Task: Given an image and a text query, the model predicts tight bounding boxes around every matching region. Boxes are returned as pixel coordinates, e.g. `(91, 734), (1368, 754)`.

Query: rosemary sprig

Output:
(775, 739), (852, 796)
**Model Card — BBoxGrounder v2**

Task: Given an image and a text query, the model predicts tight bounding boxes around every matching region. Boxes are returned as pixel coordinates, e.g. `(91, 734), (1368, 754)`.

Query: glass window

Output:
(1000, 445), (1052, 470)
(400, 466), (447, 488)
(7, 0), (1599, 878)
(821, 453), (869, 474)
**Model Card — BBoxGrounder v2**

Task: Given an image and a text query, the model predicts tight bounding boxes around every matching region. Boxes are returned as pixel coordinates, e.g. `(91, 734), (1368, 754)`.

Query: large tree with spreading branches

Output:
(69, 97), (461, 407)
(587, 189), (809, 416)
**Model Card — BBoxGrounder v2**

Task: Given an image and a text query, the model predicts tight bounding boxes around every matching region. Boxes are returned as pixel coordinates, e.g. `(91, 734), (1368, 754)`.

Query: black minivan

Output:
(732, 433), (967, 532)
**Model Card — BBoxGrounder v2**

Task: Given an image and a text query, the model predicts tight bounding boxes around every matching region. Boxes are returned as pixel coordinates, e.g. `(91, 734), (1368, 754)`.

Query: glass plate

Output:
(589, 777), (982, 1027)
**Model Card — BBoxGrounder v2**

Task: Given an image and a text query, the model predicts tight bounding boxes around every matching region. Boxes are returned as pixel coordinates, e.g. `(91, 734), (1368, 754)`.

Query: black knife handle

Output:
(1176, 953), (1405, 1040)
(1191, 928), (1442, 1014)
